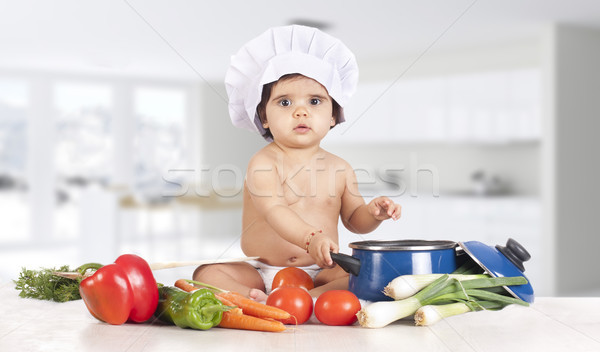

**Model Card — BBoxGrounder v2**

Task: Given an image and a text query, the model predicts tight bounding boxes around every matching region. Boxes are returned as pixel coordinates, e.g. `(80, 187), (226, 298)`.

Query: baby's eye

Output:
(278, 99), (291, 107)
(310, 98), (321, 105)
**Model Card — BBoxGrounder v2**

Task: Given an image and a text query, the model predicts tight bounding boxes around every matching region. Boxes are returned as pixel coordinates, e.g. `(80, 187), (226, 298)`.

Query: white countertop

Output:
(2, 283), (599, 352)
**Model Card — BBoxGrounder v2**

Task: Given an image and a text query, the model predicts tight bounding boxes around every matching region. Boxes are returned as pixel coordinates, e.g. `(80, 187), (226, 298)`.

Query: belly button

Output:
(289, 257), (297, 263)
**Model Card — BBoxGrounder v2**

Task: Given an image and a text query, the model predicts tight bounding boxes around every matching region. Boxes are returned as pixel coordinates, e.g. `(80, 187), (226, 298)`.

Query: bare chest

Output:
(280, 164), (343, 208)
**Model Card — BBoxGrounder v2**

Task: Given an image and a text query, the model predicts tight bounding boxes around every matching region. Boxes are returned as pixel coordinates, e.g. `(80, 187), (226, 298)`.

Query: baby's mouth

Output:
(294, 124), (311, 133)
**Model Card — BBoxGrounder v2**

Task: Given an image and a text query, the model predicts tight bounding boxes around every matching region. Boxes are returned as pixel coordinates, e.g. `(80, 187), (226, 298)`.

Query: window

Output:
(0, 78), (29, 243)
(133, 86), (188, 197)
(0, 74), (194, 253)
(53, 82), (113, 240)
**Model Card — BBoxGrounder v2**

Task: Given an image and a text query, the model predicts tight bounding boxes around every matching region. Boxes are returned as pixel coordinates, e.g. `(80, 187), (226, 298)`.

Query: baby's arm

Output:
(246, 153), (337, 267)
(341, 168), (401, 234)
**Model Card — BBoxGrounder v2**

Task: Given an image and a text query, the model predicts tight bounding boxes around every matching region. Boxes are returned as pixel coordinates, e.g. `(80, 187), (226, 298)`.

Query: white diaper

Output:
(249, 260), (322, 294)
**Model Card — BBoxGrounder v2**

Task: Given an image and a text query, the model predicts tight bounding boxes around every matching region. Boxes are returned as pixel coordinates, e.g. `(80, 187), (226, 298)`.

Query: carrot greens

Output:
(14, 265), (82, 302)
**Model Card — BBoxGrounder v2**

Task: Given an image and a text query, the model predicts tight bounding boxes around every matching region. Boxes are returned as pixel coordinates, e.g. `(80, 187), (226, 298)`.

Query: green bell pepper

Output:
(155, 286), (229, 330)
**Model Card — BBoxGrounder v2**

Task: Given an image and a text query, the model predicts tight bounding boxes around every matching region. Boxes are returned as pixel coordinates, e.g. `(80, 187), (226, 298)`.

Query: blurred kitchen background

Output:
(1, 1), (599, 297)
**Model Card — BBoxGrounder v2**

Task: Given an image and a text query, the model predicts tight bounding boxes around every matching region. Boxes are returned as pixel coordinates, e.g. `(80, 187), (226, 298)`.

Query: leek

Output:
(452, 260), (483, 275)
(357, 275), (451, 328)
(357, 274), (529, 328)
(414, 303), (471, 326)
(414, 300), (505, 326)
(383, 274), (488, 300)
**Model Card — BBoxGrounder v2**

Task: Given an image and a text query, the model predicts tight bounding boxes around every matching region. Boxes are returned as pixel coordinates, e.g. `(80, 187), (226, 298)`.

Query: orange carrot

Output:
(218, 312), (286, 332)
(174, 280), (246, 316)
(216, 296), (243, 315)
(216, 295), (235, 306)
(172, 280), (278, 330)
(180, 279), (289, 321)
(174, 279), (199, 292)
(217, 291), (291, 320)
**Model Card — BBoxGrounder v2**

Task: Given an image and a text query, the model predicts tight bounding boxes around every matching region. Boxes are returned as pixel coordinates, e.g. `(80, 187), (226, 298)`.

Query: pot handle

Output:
(330, 252), (361, 277)
(495, 238), (531, 272)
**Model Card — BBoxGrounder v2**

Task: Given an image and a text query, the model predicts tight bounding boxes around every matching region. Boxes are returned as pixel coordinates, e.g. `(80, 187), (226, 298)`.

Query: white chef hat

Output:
(224, 24), (359, 141)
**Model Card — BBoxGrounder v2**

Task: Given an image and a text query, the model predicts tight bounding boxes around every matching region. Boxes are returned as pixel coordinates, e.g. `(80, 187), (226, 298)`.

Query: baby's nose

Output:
(294, 107), (308, 118)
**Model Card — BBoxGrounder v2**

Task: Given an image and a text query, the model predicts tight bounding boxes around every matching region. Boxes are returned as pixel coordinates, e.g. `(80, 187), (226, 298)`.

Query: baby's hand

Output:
(368, 196), (401, 221)
(307, 232), (338, 269)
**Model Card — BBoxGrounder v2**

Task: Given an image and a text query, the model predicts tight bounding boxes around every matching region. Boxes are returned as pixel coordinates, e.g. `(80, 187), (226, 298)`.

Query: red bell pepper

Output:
(79, 254), (159, 325)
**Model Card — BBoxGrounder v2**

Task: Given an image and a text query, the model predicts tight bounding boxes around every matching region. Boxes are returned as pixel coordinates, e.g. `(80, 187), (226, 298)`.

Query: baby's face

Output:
(264, 76), (335, 147)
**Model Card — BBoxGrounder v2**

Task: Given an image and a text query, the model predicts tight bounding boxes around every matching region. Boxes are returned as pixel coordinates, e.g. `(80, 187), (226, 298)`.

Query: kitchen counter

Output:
(1, 283), (599, 352)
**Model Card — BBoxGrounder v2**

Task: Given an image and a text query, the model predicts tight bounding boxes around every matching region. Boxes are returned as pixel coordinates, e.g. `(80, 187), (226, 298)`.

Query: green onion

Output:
(357, 274), (529, 328)
(383, 274), (488, 300)
(357, 275), (451, 328)
(428, 277), (528, 304)
(414, 303), (471, 326)
(452, 260), (483, 275)
(383, 259), (517, 300)
(414, 300), (506, 326)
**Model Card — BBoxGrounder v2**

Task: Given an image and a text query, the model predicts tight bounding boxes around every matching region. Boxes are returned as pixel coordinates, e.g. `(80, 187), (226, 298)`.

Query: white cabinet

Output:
(395, 77), (447, 142)
(326, 69), (541, 144)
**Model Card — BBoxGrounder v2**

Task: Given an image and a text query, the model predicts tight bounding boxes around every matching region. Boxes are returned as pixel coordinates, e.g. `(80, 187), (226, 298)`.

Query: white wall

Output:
(197, 83), (264, 182)
(194, 83), (264, 238)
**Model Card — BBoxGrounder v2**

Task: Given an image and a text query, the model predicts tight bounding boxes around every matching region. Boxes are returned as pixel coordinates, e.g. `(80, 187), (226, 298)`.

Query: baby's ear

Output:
(330, 116), (336, 127)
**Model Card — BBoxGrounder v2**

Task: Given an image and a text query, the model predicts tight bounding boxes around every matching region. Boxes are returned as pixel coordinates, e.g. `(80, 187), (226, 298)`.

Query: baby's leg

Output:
(310, 265), (350, 297)
(193, 262), (265, 299)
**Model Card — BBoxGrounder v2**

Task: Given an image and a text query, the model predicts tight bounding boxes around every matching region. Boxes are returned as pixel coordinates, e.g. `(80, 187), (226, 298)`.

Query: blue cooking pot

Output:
(331, 240), (457, 302)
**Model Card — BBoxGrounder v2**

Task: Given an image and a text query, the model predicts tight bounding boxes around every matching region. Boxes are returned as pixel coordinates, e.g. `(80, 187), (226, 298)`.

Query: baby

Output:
(194, 25), (401, 302)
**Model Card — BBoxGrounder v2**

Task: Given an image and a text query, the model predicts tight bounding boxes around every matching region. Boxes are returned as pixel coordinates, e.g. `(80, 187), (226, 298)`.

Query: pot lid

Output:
(349, 239), (456, 251)
(458, 238), (534, 303)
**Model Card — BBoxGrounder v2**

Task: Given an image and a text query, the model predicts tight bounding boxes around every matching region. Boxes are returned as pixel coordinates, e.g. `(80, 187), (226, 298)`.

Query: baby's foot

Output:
(248, 288), (268, 303)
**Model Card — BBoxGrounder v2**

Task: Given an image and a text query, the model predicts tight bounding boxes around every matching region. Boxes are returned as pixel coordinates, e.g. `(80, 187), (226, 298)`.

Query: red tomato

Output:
(315, 290), (361, 326)
(266, 287), (313, 325)
(272, 267), (315, 291)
